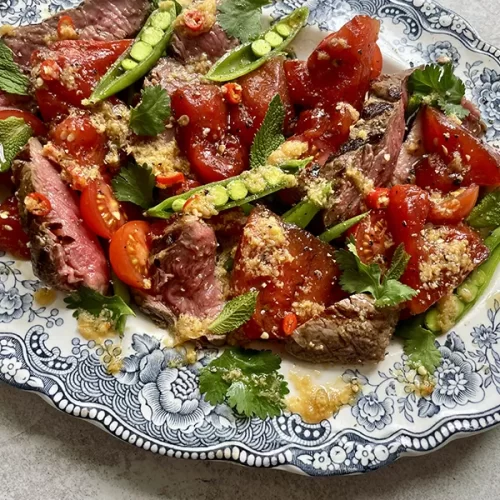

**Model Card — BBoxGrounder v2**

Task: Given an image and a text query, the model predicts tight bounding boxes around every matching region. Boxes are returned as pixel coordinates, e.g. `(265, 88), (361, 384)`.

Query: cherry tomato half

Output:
(80, 180), (126, 239)
(427, 185), (479, 225)
(0, 196), (30, 259)
(0, 108), (46, 136)
(109, 221), (151, 289)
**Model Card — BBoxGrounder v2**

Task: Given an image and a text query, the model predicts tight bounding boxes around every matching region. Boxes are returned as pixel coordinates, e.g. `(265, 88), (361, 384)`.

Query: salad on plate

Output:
(1, 0), (500, 421)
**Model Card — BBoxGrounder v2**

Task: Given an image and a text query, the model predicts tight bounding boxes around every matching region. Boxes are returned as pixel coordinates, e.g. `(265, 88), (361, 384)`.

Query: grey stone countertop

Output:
(2, 1), (500, 499)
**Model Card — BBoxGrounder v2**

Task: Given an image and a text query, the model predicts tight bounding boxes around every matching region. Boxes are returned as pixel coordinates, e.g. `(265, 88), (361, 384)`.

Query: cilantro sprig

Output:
(112, 161), (155, 209)
(0, 117), (32, 172)
(250, 94), (285, 169)
(208, 291), (258, 335)
(335, 239), (417, 308)
(467, 189), (500, 228)
(129, 86), (171, 136)
(64, 286), (135, 335)
(218, 0), (272, 43)
(407, 63), (469, 119)
(0, 41), (30, 95)
(199, 348), (289, 419)
(395, 317), (442, 373)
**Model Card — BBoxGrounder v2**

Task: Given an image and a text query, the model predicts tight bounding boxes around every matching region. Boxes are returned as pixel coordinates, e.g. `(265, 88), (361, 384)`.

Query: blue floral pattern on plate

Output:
(2, 0), (500, 476)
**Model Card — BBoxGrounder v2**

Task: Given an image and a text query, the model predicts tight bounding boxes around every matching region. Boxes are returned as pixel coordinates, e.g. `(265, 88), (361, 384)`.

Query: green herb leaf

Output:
(218, 0), (272, 43)
(407, 63), (469, 118)
(64, 286), (135, 335)
(386, 243), (411, 281)
(199, 348), (289, 419)
(249, 94), (285, 169)
(112, 161), (155, 209)
(129, 86), (171, 136)
(395, 317), (442, 373)
(0, 117), (32, 172)
(208, 291), (258, 335)
(467, 189), (500, 228)
(335, 237), (417, 308)
(0, 41), (30, 95)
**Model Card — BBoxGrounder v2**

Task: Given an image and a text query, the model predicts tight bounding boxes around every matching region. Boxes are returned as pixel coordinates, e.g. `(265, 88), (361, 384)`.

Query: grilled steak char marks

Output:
(138, 216), (224, 326)
(2, 0), (151, 69)
(286, 294), (399, 364)
(321, 72), (408, 227)
(14, 138), (109, 293)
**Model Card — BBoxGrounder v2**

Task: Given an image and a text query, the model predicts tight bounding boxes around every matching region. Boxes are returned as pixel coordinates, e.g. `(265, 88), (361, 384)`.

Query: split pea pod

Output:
(87, 1), (177, 104)
(205, 6), (309, 82)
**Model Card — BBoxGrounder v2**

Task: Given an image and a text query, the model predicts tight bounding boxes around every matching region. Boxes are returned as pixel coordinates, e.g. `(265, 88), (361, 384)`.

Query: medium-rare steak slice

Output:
(3, 0), (150, 69)
(14, 138), (109, 293)
(135, 216), (224, 328)
(321, 72), (408, 227)
(286, 294), (399, 364)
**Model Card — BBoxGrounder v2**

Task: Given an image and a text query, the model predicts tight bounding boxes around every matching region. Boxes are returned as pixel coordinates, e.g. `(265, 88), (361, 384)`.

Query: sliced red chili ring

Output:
(24, 193), (52, 217)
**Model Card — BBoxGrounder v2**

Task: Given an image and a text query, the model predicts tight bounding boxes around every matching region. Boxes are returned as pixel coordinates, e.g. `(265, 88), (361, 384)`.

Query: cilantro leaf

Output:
(0, 117), (32, 172)
(112, 161), (155, 209)
(64, 286), (135, 335)
(199, 348), (289, 419)
(467, 189), (500, 228)
(250, 94), (285, 169)
(407, 63), (469, 118)
(335, 237), (417, 308)
(0, 41), (30, 95)
(395, 317), (442, 373)
(129, 86), (171, 136)
(218, 0), (272, 43)
(208, 291), (258, 335)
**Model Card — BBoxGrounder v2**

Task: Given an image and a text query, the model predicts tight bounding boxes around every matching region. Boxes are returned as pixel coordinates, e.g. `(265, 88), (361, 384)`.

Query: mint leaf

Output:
(0, 117), (32, 172)
(335, 237), (417, 308)
(112, 161), (155, 209)
(396, 318), (442, 373)
(249, 94), (285, 169)
(0, 41), (30, 95)
(64, 286), (135, 335)
(130, 86), (171, 136)
(208, 291), (258, 335)
(218, 0), (272, 43)
(467, 189), (500, 228)
(199, 348), (289, 419)
(407, 63), (469, 118)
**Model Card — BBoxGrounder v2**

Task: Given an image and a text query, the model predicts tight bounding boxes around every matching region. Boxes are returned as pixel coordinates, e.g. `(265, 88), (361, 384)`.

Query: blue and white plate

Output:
(2, 0), (500, 476)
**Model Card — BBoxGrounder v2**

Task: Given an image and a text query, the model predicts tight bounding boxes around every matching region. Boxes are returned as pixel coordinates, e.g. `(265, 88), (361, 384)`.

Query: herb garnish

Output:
(64, 286), (136, 335)
(467, 189), (500, 228)
(112, 161), (156, 209)
(199, 348), (289, 418)
(407, 63), (469, 119)
(0, 41), (30, 95)
(208, 291), (258, 335)
(335, 239), (417, 307)
(129, 86), (171, 136)
(0, 117), (33, 172)
(218, 0), (272, 43)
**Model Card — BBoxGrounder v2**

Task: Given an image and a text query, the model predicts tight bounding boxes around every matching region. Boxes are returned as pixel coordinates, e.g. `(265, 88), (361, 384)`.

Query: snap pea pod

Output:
(87, 2), (177, 104)
(423, 226), (500, 333)
(146, 165), (297, 219)
(282, 200), (319, 229)
(205, 6), (309, 82)
(319, 212), (370, 242)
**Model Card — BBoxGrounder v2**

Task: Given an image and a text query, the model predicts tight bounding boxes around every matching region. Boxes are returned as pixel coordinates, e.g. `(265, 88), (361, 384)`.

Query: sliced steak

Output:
(3, 0), (150, 69)
(14, 138), (109, 293)
(170, 23), (237, 63)
(286, 294), (399, 364)
(462, 98), (487, 138)
(137, 216), (224, 325)
(0, 91), (37, 113)
(321, 72), (408, 227)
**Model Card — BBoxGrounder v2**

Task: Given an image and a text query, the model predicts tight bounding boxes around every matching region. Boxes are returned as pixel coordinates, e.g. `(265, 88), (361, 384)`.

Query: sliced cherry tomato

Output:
(31, 40), (131, 121)
(184, 10), (205, 32)
(80, 180), (126, 239)
(24, 192), (52, 217)
(387, 184), (430, 257)
(347, 210), (392, 265)
(415, 153), (461, 193)
(156, 172), (185, 188)
(428, 185), (479, 225)
(0, 108), (46, 136)
(365, 187), (390, 210)
(422, 106), (500, 186)
(0, 196), (30, 259)
(57, 15), (76, 39)
(370, 43), (383, 80)
(282, 312), (298, 336)
(109, 221), (151, 289)
(222, 83), (242, 105)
